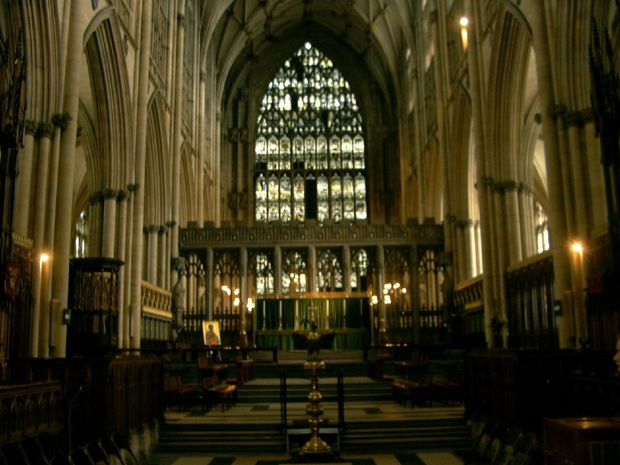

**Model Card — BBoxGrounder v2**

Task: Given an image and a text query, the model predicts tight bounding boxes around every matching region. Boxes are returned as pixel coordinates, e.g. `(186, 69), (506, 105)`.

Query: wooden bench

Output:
(395, 350), (429, 380)
(201, 374), (238, 412)
(392, 371), (433, 408)
(163, 374), (198, 410)
(429, 360), (463, 405)
(235, 359), (255, 385)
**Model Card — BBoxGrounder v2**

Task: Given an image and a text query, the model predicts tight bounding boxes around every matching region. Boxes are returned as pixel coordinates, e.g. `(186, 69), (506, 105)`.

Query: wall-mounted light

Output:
(40, 252), (50, 264)
(459, 16), (469, 50)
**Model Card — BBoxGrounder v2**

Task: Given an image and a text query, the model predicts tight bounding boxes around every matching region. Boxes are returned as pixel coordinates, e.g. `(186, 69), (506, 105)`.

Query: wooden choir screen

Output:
(505, 252), (558, 349)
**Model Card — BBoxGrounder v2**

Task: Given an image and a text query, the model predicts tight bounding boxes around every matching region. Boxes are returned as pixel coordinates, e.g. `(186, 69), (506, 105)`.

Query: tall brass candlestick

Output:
(300, 320), (331, 456)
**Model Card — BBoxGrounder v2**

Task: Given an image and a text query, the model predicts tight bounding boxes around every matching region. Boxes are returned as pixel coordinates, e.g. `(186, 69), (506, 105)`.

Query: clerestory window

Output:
(254, 42), (368, 225)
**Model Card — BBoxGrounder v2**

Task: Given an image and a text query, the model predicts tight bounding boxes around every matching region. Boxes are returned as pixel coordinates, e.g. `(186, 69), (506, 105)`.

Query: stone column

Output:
(30, 122), (53, 357)
(40, 116), (65, 358)
(129, 0), (154, 348)
(342, 244), (351, 292)
(565, 113), (589, 241)
(14, 121), (36, 235)
(504, 181), (523, 265)
(102, 189), (118, 258)
(88, 192), (102, 257)
(493, 185), (507, 329)
(518, 185), (535, 257)
(116, 190), (129, 349)
(239, 247), (249, 347)
(206, 247), (214, 319)
(122, 184), (137, 349)
(464, 0), (498, 346)
(165, 221), (175, 290)
(50, 0), (87, 357)
(455, 221), (466, 283)
(197, 71), (206, 225)
(170, 5), (186, 287)
(465, 220), (476, 278)
(146, 225), (159, 283)
(411, 245), (420, 344)
(274, 246), (282, 295)
(529, 0), (574, 347)
(430, 8), (455, 263)
(376, 245), (387, 344)
(158, 226), (167, 288)
(308, 246), (316, 293)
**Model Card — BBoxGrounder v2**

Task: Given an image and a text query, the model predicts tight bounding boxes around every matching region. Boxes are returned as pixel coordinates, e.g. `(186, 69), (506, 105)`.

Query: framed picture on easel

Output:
(202, 321), (221, 346)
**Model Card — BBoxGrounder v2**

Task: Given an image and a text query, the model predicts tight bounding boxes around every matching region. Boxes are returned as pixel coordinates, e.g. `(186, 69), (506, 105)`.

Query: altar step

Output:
(156, 410), (471, 455)
(238, 376), (393, 403)
(155, 376), (471, 455)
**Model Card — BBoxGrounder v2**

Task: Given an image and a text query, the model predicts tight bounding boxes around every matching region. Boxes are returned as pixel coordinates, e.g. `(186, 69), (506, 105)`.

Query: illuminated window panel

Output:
(355, 173), (367, 220)
(331, 174), (342, 200)
(343, 174), (355, 220)
(255, 174), (267, 222)
(255, 42), (369, 225)
(304, 136), (315, 169)
(268, 136), (279, 170)
(342, 135), (353, 169)
(256, 136), (267, 168)
(280, 137), (291, 170)
(293, 136), (304, 167)
(354, 135), (365, 169)
(280, 175), (292, 222)
(317, 136), (328, 170)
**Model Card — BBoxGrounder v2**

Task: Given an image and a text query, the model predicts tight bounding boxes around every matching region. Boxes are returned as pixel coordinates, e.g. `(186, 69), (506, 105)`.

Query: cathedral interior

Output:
(1, 1), (620, 464)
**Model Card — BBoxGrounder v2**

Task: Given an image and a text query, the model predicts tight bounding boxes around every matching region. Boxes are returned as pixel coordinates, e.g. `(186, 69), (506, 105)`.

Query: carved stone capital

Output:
(25, 120), (37, 135)
(480, 176), (495, 188)
(52, 113), (72, 129)
(127, 183), (140, 192)
(117, 190), (129, 201)
(88, 191), (103, 204)
(102, 188), (118, 200)
(36, 122), (55, 139)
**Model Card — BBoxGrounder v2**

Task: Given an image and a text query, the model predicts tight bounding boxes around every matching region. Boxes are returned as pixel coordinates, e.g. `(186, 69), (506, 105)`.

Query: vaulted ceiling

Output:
(204, 0), (418, 102)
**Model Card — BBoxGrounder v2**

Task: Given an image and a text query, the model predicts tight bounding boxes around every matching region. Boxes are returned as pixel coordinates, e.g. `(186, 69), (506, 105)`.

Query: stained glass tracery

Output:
(255, 42), (368, 224)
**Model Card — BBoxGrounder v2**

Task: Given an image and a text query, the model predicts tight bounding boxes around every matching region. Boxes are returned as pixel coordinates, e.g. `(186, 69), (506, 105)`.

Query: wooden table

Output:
(543, 417), (620, 465)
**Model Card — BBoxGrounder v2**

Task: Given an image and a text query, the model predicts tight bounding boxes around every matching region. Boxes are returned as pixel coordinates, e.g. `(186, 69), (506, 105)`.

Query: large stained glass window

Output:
(255, 42), (368, 224)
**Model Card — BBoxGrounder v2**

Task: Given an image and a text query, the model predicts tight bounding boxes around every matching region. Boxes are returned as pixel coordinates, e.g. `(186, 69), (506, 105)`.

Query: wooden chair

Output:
(86, 442), (110, 465)
(20, 436), (50, 465)
(395, 350), (428, 379)
(111, 432), (141, 465)
(163, 374), (198, 410)
(492, 445), (516, 465)
(0, 441), (29, 465)
(392, 380), (413, 406)
(402, 371), (433, 408)
(454, 433), (492, 463)
(510, 452), (531, 465)
(99, 436), (129, 465)
(68, 447), (95, 465)
(36, 431), (66, 463)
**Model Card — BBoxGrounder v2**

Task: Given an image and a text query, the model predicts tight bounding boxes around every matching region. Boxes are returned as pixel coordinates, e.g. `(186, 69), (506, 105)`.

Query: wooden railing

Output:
(452, 252), (557, 350)
(6, 357), (163, 448)
(0, 381), (64, 445)
(141, 281), (172, 342)
(505, 251), (557, 349)
(464, 349), (618, 434)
